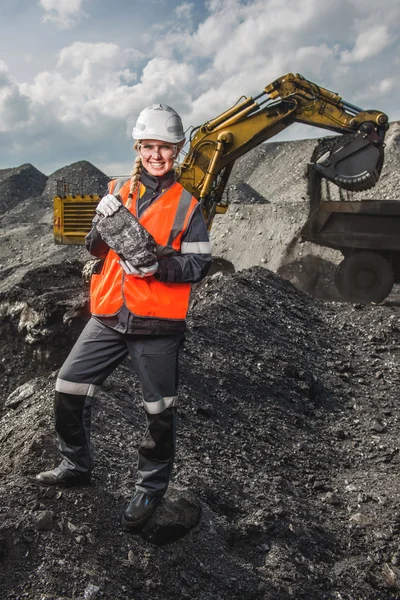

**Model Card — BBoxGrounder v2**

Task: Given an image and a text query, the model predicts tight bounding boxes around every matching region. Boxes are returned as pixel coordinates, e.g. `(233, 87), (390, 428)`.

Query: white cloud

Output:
(1, 0), (399, 173)
(57, 42), (142, 87)
(0, 61), (31, 133)
(0, 60), (9, 87)
(370, 75), (400, 96)
(341, 26), (393, 63)
(17, 43), (196, 153)
(39, 0), (86, 29)
(174, 2), (194, 19)
(20, 42), (144, 128)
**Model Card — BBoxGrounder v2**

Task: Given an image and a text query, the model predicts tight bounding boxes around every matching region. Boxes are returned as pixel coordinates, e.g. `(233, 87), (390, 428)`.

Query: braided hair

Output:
(126, 141), (142, 209)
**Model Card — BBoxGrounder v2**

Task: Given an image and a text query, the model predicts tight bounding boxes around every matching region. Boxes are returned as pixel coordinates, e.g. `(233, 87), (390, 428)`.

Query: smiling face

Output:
(139, 139), (182, 177)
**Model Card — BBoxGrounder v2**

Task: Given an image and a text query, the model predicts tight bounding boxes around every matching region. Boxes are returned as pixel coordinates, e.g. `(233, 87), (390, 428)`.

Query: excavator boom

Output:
(178, 73), (388, 225)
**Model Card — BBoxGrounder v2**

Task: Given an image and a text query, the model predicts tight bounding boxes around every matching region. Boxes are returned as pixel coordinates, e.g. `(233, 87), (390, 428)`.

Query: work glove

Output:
(119, 260), (158, 278)
(96, 194), (121, 217)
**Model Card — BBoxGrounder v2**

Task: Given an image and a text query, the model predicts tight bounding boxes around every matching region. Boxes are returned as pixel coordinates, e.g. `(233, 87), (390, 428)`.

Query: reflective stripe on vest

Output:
(90, 178), (199, 320)
(109, 177), (130, 196)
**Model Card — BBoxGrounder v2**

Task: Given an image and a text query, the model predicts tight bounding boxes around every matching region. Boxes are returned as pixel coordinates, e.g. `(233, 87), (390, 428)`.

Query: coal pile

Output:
(0, 160), (108, 298)
(1, 268), (400, 599)
(0, 160), (109, 399)
(0, 164), (47, 215)
(0, 261), (89, 401)
(44, 160), (110, 199)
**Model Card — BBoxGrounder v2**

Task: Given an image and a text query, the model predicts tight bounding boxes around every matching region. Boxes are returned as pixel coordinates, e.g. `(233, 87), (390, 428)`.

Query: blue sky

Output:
(0, 0), (399, 175)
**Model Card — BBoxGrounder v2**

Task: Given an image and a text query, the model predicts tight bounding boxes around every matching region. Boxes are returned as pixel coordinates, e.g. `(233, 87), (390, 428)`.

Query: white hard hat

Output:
(132, 104), (185, 144)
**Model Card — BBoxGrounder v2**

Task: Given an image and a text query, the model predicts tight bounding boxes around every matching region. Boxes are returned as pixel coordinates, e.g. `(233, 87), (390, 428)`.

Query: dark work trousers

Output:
(54, 317), (182, 496)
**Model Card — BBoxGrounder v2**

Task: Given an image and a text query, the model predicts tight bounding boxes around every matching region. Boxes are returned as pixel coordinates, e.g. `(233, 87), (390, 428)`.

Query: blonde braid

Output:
(126, 141), (142, 209)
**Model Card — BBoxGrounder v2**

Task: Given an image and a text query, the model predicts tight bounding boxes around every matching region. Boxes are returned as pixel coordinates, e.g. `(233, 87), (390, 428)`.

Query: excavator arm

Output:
(178, 73), (388, 227)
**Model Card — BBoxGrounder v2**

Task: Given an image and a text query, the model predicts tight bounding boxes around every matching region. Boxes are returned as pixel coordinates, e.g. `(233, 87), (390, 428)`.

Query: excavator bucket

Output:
(310, 126), (385, 192)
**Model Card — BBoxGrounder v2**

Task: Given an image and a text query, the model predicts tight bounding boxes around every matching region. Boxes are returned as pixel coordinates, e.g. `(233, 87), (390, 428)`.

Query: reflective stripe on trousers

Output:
(54, 317), (182, 496)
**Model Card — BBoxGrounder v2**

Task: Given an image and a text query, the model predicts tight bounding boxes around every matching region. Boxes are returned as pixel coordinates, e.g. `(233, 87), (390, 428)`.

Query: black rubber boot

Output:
(35, 467), (91, 487)
(122, 492), (162, 528)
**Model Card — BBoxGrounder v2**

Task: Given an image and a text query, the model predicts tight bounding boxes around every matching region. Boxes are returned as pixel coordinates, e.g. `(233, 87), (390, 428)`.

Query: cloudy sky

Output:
(0, 0), (399, 175)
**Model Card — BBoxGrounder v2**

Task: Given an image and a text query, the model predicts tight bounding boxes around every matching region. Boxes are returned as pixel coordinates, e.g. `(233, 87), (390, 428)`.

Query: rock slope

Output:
(0, 161), (109, 296)
(43, 160), (110, 199)
(0, 164), (47, 215)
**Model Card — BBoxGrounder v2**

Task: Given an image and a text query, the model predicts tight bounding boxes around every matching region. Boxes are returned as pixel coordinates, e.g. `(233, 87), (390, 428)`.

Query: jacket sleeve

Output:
(84, 187), (111, 258)
(85, 214), (111, 258)
(154, 204), (212, 284)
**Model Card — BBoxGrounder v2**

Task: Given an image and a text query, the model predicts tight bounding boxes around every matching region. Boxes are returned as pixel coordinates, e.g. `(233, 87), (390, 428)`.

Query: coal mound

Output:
(44, 160), (110, 199)
(0, 267), (399, 599)
(0, 261), (89, 402)
(0, 164), (47, 215)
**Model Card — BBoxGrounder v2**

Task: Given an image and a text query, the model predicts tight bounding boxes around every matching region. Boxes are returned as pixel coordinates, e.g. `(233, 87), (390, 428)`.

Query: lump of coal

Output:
(96, 205), (157, 268)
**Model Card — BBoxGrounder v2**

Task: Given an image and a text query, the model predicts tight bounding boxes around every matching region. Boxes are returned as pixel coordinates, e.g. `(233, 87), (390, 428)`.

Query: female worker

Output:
(36, 104), (212, 528)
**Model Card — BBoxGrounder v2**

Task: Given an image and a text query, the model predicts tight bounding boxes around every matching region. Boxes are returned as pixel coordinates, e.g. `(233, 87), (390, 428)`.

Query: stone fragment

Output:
(324, 492), (341, 506)
(371, 420), (386, 433)
(383, 563), (400, 589)
(345, 483), (358, 492)
(257, 543), (270, 552)
(391, 553), (400, 566)
(75, 535), (86, 545)
(128, 550), (142, 569)
(36, 511), (53, 531)
(313, 480), (326, 491)
(5, 381), (36, 409)
(43, 487), (57, 499)
(349, 512), (369, 525)
(140, 487), (201, 546)
(84, 583), (101, 599)
(96, 205), (157, 268)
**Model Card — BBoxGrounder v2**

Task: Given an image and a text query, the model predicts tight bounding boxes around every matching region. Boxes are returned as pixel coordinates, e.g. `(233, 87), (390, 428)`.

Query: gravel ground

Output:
(0, 131), (400, 599)
(0, 268), (400, 600)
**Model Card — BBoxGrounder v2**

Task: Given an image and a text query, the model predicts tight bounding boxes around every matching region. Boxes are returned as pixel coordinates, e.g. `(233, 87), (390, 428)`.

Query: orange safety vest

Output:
(90, 177), (199, 320)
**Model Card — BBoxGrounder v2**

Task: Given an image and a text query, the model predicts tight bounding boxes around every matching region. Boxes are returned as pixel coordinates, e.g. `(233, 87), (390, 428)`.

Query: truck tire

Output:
(334, 252), (394, 303)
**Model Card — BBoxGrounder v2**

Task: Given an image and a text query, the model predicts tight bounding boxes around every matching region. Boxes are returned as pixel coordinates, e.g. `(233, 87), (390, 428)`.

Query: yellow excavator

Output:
(54, 73), (395, 303)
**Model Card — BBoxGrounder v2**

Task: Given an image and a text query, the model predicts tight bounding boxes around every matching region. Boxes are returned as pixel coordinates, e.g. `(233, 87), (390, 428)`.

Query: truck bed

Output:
(301, 200), (400, 251)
